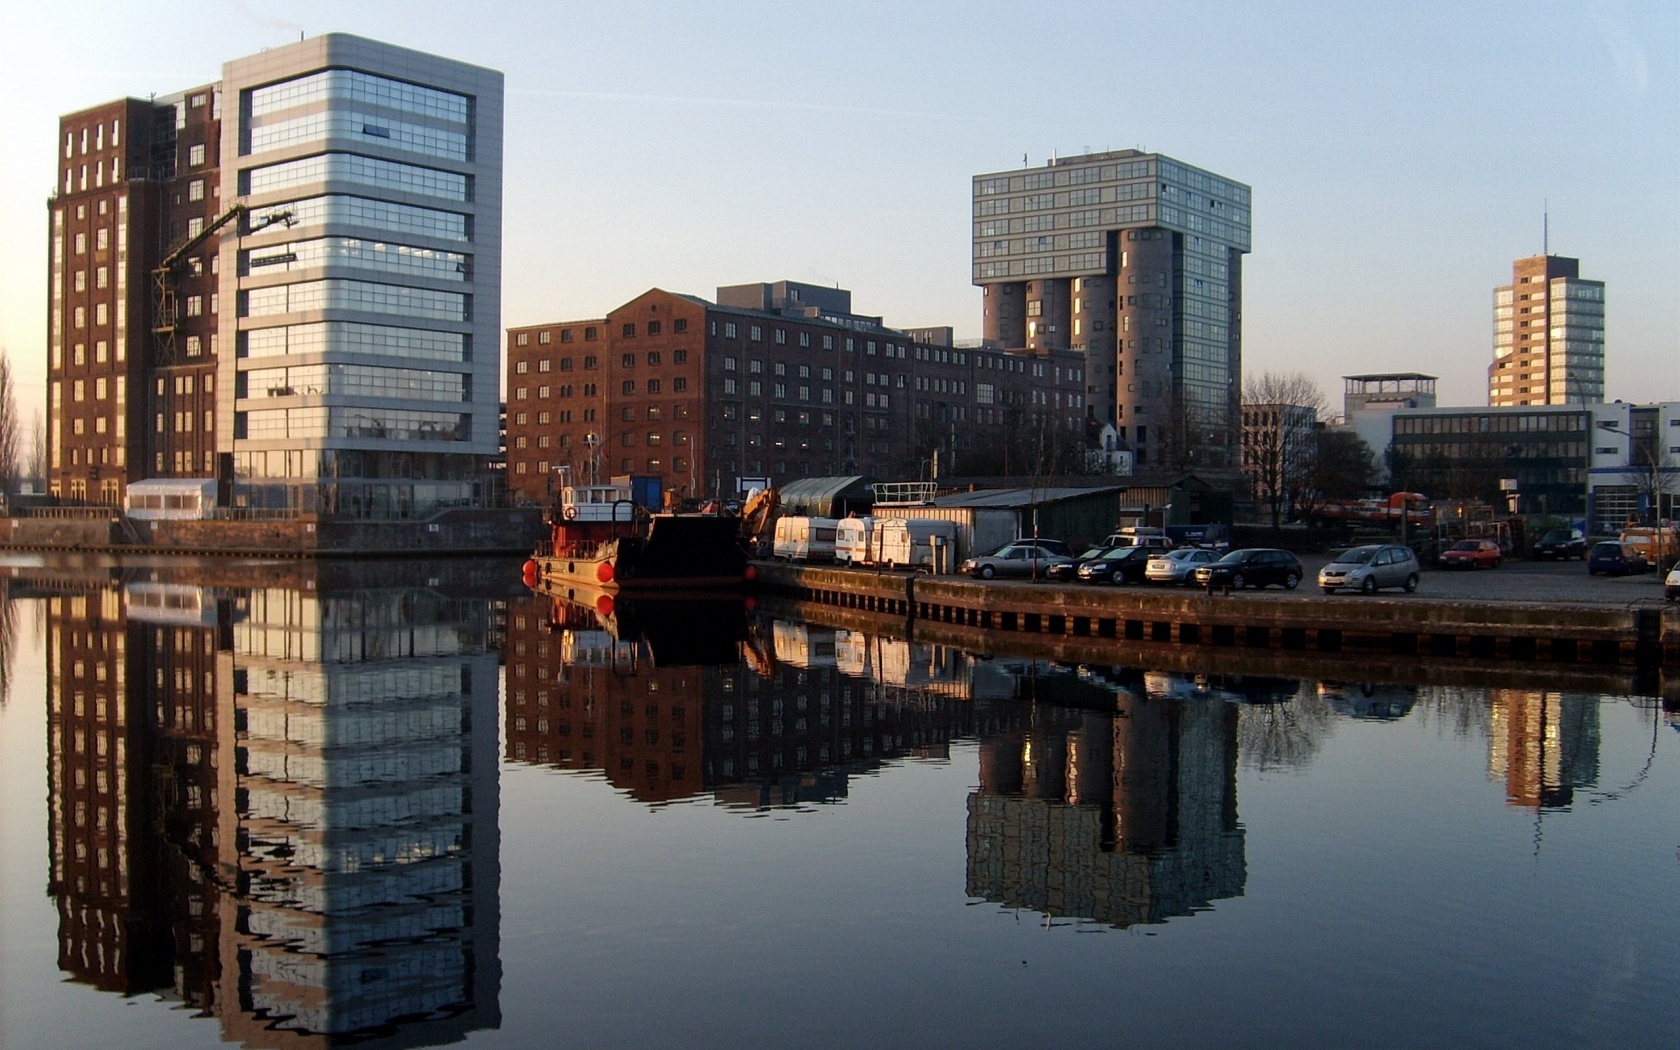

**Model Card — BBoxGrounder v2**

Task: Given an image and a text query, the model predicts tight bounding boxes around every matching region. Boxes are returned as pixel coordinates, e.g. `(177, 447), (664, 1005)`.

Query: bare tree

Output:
(26, 411), (44, 492)
(1237, 686), (1335, 772)
(1618, 447), (1678, 528)
(0, 352), (19, 497)
(1241, 372), (1326, 527)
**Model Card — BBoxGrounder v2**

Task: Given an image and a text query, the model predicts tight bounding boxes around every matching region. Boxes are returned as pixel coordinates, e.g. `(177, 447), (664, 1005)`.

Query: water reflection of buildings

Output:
(1487, 690), (1601, 809)
(508, 593), (1247, 930)
(503, 597), (1016, 808)
(45, 571), (500, 1047)
(967, 695), (1246, 929)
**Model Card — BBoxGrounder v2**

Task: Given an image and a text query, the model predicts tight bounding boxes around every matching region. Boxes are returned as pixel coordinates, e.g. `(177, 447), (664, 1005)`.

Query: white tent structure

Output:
(124, 478), (216, 520)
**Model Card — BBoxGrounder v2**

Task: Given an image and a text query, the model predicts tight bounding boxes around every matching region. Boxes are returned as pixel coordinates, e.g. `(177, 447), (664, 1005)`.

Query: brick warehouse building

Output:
(50, 89), (226, 502)
(504, 280), (1089, 504)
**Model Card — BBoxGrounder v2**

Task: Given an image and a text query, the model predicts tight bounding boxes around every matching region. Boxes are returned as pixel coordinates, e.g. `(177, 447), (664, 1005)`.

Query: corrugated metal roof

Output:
(777, 476), (874, 514)
(928, 486), (1125, 509)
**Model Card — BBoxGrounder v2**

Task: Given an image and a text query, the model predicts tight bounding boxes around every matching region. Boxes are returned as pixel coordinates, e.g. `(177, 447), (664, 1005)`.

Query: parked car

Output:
(1318, 544), (1421, 594)
(1586, 540), (1646, 577)
(1438, 539), (1502, 569)
(1194, 548), (1304, 590)
(1010, 537), (1074, 558)
(1101, 528), (1174, 551)
(960, 543), (1072, 580)
(1145, 547), (1219, 585)
(1531, 528), (1586, 561)
(1046, 544), (1116, 582)
(1666, 559), (1680, 602)
(1075, 546), (1153, 584)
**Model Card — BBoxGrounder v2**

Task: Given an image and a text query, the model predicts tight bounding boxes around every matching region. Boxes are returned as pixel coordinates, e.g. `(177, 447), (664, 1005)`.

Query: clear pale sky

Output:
(2, 0), (1675, 424)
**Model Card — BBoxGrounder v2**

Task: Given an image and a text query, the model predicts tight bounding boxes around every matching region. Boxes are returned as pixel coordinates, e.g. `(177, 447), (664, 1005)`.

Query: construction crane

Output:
(152, 200), (294, 361)
(737, 485), (779, 557)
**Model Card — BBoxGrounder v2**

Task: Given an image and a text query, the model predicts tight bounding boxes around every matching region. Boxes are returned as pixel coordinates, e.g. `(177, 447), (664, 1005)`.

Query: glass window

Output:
(246, 152), (468, 201)
(250, 69), (469, 124)
(251, 195), (468, 242)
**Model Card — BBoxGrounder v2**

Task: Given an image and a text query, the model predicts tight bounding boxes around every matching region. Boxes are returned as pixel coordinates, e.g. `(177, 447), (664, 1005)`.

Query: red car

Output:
(1438, 538), (1502, 569)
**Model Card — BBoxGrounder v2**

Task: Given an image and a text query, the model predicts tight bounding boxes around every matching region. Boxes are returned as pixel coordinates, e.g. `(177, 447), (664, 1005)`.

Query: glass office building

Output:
(973, 151), (1250, 470)
(221, 35), (503, 516)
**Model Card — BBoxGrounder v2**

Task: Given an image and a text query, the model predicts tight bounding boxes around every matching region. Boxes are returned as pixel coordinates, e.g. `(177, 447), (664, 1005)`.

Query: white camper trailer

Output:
(874, 518), (959, 572)
(772, 516), (840, 562)
(834, 516), (876, 565)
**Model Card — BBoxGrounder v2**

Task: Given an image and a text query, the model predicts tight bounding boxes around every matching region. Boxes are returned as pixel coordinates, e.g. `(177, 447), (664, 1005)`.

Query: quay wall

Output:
(1, 508), (545, 557)
(756, 563), (1680, 669)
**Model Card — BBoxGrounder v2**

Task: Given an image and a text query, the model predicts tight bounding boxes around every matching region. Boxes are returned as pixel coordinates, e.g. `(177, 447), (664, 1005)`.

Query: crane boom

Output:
(152, 201), (293, 351)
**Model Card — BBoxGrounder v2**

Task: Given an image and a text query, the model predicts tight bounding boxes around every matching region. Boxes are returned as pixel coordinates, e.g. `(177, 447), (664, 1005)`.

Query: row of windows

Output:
(64, 119), (120, 158)
(62, 156), (123, 194)
(1395, 412), (1586, 436)
(249, 109), (469, 162)
(242, 320), (467, 362)
(239, 406), (469, 442)
(246, 151), (468, 201)
(53, 338), (127, 370)
(247, 236), (468, 282)
(251, 69), (470, 124)
(1157, 161), (1251, 205)
(243, 278), (466, 322)
(154, 409), (213, 435)
(514, 354), (598, 373)
(513, 382), (608, 399)
(516, 457), (689, 479)
(253, 194), (469, 242)
(241, 362), (467, 402)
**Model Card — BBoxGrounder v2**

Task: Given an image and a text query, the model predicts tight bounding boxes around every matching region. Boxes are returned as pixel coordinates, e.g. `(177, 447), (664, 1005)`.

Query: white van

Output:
(876, 518), (959, 572)
(773, 516), (840, 562)
(834, 516), (875, 565)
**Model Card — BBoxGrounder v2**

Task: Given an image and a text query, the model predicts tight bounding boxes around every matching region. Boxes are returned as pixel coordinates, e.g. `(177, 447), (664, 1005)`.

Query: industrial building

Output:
(503, 282), (1090, 504)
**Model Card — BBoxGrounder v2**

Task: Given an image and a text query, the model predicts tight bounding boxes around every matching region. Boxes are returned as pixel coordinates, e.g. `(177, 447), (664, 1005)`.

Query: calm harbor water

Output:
(0, 559), (1675, 1050)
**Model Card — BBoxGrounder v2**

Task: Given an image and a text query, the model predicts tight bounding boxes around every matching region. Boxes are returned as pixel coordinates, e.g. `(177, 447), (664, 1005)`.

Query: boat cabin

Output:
(559, 483), (639, 524)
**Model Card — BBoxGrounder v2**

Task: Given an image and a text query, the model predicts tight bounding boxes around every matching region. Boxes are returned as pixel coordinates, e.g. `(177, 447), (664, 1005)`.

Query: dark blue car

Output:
(1586, 541), (1646, 576)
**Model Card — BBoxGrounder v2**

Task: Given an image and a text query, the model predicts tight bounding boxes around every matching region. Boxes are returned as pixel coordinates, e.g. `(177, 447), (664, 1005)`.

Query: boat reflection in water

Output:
(41, 563), (505, 1048)
(506, 589), (996, 808)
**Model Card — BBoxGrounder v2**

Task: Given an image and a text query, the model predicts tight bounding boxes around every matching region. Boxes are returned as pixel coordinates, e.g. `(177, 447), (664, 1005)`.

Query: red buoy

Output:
(596, 561), (615, 584)
(743, 564), (758, 582)
(595, 593), (615, 617)
(522, 559), (537, 575)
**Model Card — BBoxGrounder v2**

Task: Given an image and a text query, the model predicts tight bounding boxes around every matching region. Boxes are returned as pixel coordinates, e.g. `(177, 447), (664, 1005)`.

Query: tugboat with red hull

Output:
(524, 478), (753, 593)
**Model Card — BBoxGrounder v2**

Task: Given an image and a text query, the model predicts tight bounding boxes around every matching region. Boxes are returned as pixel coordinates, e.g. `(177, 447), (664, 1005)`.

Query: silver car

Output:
(1318, 544), (1420, 594)
(1145, 547), (1218, 584)
(960, 542), (1072, 580)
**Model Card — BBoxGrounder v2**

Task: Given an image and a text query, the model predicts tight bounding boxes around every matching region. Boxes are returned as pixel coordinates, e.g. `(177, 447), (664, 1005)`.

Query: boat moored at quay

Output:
(524, 480), (754, 592)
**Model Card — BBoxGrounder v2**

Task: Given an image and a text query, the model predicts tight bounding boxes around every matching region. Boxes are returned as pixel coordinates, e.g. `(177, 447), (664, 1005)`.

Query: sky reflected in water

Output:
(0, 561), (1675, 1050)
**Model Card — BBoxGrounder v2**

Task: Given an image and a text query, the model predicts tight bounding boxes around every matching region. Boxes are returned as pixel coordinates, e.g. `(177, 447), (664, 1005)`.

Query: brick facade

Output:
(505, 285), (1089, 504)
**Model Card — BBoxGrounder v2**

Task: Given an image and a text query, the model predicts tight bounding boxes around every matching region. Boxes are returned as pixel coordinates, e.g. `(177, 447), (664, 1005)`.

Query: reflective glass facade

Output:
(223, 35), (502, 517)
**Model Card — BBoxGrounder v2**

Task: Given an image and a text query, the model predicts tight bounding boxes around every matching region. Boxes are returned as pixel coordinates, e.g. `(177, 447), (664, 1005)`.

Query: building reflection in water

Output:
(967, 676), (1247, 929)
(505, 591), (1247, 929)
(45, 568), (501, 1047)
(1486, 690), (1601, 809)
(502, 593), (1012, 808)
